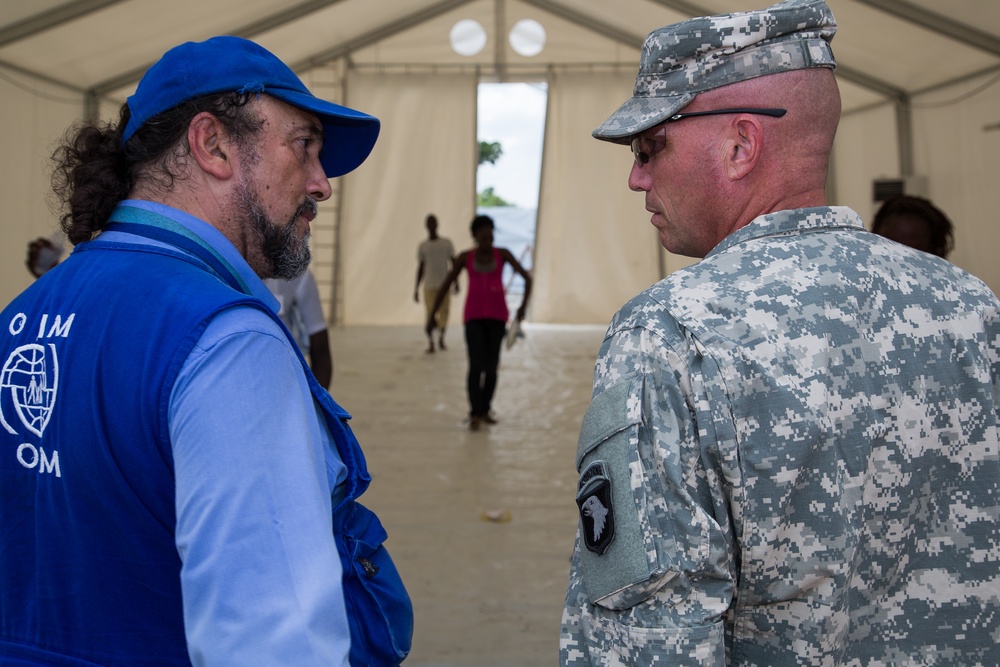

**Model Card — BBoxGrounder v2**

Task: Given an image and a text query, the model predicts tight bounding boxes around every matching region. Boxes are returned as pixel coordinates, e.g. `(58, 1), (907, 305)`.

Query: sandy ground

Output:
(328, 323), (606, 667)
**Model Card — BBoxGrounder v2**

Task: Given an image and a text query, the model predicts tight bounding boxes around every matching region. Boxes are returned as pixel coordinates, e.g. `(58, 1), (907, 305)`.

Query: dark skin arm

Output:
(414, 260), (425, 302)
(308, 329), (333, 389)
(498, 248), (532, 322)
(426, 248), (531, 334)
(426, 251), (469, 334)
(416, 257), (460, 301)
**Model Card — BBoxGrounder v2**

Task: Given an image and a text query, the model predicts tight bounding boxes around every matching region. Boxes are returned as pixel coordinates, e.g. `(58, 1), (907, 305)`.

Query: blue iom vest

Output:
(0, 207), (378, 666)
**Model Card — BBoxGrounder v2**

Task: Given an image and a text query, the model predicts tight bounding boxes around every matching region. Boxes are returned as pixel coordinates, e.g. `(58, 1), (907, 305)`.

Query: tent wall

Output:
(532, 70), (660, 324)
(2, 0), (1000, 320)
(910, 72), (1000, 292)
(832, 72), (1000, 296)
(304, 64), (349, 325)
(0, 72), (81, 307)
(2, 18), (1000, 320)
(338, 70), (478, 325)
(831, 103), (899, 223)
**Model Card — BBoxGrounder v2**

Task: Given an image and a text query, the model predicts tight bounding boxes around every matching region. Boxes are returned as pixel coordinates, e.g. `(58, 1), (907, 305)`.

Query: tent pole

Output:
(895, 96), (914, 177)
(331, 59), (349, 326)
(494, 0), (506, 82)
(83, 90), (100, 123)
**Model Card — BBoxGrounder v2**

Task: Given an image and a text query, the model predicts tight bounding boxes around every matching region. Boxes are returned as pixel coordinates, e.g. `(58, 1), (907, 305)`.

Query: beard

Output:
(234, 175), (315, 281)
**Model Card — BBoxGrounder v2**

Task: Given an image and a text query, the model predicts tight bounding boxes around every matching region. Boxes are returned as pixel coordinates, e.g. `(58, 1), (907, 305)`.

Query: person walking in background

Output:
(427, 214), (532, 431)
(871, 193), (955, 259)
(266, 269), (333, 388)
(0, 35), (411, 666)
(415, 213), (457, 353)
(561, 1), (1000, 664)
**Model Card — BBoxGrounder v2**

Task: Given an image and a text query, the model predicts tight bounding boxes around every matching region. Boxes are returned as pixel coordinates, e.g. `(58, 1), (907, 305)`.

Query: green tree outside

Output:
(479, 141), (503, 165)
(477, 140), (513, 206)
(476, 186), (513, 207)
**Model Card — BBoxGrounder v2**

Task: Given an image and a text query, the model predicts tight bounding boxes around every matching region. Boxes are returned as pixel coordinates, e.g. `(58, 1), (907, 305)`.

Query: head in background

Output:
(872, 195), (954, 259)
(470, 215), (494, 249)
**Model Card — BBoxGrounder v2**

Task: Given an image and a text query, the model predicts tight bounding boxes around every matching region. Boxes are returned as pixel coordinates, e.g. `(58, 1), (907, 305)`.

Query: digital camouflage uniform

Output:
(561, 207), (1000, 665)
(565, 1), (1000, 662)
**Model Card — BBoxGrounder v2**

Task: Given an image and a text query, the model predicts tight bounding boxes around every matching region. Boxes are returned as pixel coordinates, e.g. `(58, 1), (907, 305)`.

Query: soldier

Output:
(561, 0), (1000, 665)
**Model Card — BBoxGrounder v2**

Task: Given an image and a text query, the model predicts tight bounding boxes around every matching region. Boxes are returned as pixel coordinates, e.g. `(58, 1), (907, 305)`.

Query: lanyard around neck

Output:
(105, 205), (252, 295)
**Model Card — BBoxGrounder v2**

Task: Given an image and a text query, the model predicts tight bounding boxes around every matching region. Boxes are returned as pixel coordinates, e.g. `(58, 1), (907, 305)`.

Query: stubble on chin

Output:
(233, 178), (314, 281)
(265, 199), (315, 280)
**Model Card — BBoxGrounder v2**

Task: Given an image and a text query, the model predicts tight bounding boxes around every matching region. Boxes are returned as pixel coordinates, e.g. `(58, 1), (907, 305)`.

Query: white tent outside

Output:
(2, 0), (999, 325)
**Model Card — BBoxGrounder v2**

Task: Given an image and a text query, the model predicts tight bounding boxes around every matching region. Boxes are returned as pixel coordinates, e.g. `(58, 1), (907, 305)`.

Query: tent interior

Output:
(3, 0), (1000, 325)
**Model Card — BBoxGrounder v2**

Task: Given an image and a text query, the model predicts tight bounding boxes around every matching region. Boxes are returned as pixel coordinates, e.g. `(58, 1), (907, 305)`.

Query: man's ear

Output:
(724, 116), (763, 181)
(187, 111), (235, 180)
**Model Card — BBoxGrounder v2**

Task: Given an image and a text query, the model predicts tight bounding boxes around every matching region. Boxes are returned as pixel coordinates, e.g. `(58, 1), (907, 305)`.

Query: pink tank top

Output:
(464, 248), (509, 323)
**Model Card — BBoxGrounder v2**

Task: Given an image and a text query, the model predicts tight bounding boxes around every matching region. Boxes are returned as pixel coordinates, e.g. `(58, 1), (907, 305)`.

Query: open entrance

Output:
(476, 81), (547, 319)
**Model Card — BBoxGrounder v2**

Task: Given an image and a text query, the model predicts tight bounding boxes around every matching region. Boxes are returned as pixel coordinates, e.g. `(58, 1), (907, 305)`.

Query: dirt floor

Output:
(328, 323), (606, 667)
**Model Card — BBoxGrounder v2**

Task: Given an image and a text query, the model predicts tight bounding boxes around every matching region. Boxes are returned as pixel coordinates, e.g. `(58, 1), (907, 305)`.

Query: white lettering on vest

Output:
(16, 443), (37, 468)
(37, 313), (74, 339)
(39, 447), (61, 477)
(9, 313), (26, 336)
(16, 443), (62, 477)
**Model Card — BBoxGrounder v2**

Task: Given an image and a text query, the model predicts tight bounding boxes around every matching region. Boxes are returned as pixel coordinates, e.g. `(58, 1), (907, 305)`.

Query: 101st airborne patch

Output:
(576, 460), (615, 555)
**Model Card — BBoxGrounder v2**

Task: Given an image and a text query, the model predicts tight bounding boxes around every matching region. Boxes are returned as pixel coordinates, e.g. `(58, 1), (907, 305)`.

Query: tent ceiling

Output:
(1, 0), (999, 115)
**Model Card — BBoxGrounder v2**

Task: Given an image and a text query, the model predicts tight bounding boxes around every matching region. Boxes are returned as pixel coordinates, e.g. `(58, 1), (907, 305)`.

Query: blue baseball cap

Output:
(123, 36), (380, 178)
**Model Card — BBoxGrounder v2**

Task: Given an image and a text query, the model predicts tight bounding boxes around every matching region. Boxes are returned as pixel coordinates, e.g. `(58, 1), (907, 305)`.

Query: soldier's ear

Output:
(724, 115), (763, 181)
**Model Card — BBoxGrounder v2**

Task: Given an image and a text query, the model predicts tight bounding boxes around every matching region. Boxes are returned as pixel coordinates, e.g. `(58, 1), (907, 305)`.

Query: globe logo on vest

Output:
(1, 343), (59, 438)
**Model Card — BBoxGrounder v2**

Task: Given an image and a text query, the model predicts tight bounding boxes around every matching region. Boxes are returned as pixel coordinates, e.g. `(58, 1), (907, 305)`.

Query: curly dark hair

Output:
(871, 194), (955, 259)
(50, 92), (264, 245)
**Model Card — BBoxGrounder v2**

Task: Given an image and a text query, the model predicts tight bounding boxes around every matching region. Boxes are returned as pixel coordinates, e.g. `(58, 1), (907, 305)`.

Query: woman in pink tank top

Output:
(427, 215), (532, 430)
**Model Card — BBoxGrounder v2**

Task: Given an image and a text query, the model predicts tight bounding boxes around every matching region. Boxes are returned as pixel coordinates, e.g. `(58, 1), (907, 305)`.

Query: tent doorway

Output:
(476, 81), (547, 318)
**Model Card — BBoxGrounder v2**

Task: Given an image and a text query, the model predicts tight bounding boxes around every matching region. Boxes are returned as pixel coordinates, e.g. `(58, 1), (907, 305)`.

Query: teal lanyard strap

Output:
(106, 206), (252, 295)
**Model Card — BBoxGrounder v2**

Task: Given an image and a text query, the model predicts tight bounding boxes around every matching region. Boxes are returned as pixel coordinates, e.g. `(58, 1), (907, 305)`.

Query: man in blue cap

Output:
(0, 37), (408, 666)
(562, 0), (1000, 664)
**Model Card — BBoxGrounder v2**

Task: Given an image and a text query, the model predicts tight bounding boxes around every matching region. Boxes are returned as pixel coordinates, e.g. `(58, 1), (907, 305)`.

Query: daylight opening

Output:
(476, 82), (547, 316)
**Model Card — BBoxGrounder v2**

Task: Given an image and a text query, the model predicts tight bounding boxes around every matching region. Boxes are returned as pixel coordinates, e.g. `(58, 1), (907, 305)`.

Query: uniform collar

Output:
(707, 206), (865, 260)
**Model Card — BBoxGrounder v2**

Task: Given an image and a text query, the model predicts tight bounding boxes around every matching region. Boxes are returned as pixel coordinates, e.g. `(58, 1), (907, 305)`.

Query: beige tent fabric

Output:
(910, 72), (1000, 287)
(0, 74), (80, 305)
(2, 1), (999, 319)
(339, 71), (478, 326)
(832, 103), (899, 225)
(532, 70), (690, 325)
(832, 72), (1000, 293)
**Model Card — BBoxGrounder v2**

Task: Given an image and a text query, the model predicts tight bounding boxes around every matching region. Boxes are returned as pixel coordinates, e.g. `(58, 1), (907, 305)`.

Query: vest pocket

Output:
(336, 500), (414, 666)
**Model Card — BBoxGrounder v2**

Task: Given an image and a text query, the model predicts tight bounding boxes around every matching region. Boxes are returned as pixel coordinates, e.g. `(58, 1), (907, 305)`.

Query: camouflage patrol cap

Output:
(593, 0), (837, 144)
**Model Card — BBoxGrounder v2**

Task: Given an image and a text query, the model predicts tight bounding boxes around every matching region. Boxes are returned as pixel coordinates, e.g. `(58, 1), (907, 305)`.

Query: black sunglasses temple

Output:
(667, 108), (787, 122)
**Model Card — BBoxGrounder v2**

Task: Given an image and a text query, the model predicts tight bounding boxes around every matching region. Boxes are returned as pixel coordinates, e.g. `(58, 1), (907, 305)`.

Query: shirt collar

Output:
(115, 199), (280, 312)
(707, 206), (866, 260)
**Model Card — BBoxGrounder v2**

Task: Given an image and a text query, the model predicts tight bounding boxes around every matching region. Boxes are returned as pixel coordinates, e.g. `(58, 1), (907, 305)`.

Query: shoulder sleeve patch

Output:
(575, 378), (670, 608)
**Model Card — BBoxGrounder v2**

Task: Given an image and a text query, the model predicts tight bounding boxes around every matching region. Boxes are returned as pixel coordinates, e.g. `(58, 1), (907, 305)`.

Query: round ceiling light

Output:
(509, 19), (546, 57)
(450, 19), (487, 56)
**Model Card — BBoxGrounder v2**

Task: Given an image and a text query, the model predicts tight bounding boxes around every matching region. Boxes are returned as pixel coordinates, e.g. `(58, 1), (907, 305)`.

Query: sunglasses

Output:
(630, 108), (787, 167)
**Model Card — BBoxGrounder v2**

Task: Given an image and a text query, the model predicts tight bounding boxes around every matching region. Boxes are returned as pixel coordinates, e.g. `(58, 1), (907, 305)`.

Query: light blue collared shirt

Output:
(111, 200), (350, 666)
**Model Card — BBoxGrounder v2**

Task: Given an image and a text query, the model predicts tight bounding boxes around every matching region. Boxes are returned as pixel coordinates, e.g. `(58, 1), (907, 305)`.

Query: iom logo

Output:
(1, 343), (59, 438)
